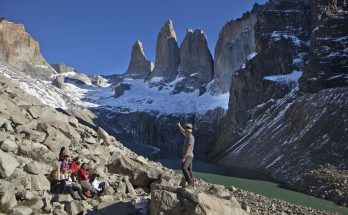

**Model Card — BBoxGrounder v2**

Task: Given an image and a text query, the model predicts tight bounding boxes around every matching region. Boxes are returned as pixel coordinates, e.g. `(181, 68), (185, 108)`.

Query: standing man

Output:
(176, 122), (195, 188)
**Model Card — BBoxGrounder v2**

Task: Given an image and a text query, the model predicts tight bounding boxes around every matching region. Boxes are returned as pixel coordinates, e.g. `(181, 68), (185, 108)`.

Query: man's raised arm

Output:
(176, 123), (186, 136)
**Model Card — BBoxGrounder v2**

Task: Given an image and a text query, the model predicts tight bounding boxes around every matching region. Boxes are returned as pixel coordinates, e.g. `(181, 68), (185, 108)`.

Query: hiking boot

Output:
(185, 182), (195, 189)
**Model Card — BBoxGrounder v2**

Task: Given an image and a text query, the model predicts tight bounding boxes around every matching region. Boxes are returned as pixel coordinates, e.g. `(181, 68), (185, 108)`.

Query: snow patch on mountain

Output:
(0, 62), (229, 115)
(0, 62), (70, 108)
(263, 71), (303, 84)
(105, 78), (229, 114)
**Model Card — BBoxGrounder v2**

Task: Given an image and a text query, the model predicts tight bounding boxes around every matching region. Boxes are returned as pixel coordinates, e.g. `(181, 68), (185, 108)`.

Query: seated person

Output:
(61, 169), (86, 200)
(60, 155), (70, 173)
(77, 163), (98, 197)
(70, 157), (80, 181)
(48, 170), (67, 194)
(89, 173), (106, 196)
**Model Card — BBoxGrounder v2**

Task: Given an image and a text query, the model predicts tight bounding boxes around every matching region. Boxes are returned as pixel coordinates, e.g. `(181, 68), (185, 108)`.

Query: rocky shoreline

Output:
(231, 187), (338, 215)
(291, 164), (348, 207)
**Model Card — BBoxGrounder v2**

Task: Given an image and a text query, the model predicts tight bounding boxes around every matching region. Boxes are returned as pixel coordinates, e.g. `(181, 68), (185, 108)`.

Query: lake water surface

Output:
(156, 159), (348, 215)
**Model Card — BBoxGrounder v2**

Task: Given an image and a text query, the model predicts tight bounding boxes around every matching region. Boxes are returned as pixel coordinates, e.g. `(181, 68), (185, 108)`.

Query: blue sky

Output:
(1, 0), (267, 75)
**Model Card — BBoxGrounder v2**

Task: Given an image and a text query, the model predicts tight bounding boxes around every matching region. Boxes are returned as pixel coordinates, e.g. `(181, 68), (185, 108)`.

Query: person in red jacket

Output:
(77, 163), (98, 197)
(70, 157), (80, 181)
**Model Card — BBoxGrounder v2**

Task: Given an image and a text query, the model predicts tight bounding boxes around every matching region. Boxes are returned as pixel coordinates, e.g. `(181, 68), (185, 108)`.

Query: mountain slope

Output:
(211, 0), (348, 206)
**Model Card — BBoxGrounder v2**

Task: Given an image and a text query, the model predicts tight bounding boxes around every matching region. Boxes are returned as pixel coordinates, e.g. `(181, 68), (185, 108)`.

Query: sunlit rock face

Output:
(124, 40), (152, 79)
(0, 18), (56, 79)
(211, 12), (257, 95)
(149, 20), (180, 82)
(178, 28), (214, 83)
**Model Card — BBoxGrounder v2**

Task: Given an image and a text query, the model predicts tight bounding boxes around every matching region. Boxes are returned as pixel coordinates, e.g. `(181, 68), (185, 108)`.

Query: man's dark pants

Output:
(182, 157), (194, 184)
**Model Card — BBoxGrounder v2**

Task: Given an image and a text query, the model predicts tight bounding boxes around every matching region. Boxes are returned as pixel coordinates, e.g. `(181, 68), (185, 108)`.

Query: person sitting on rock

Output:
(60, 155), (70, 173)
(70, 157), (80, 181)
(77, 163), (98, 197)
(61, 169), (86, 200)
(48, 169), (67, 194)
(58, 147), (66, 162)
(89, 173), (106, 196)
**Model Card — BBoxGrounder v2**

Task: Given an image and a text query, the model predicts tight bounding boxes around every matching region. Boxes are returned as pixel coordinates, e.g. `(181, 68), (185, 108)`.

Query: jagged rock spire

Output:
(178, 28), (214, 83)
(149, 20), (180, 81)
(125, 40), (152, 79)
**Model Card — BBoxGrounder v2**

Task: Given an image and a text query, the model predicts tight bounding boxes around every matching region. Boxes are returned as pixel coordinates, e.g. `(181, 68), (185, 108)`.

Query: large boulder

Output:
(39, 123), (71, 152)
(28, 106), (80, 144)
(28, 105), (69, 124)
(97, 127), (113, 146)
(0, 117), (7, 128)
(97, 201), (136, 215)
(65, 200), (91, 215)
(24, 161), (52, 175)
(0, 138), (18, 152)
(23, 161), (40, 175)
(31, 174), (50, 191)
(10, 168), (31, 190)
(108, 154), (163, 187)
(0, 149), (19, 178)
(149, 20), (180, 81)
(124, 40), (153, 79)
(150, 184), (247, 215)
(16, 125), (46, 143)
(0, 181), (17, 212)
(0, 97), (31, 126)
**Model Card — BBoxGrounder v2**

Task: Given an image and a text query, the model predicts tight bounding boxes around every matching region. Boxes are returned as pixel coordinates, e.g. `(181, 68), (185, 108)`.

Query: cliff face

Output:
(178, 29), (214, 83)
(211, 12), (257, 95)
(124, 40), (153, 79)
(149, 20), (180, 81)
(93, 108), (226, 159)
(170, 29), (215, 94)
(0, 19), (56, 79)
(299, 0), (348, 92)
(212, 0), (311, 155)
(211, 0), (348, 205)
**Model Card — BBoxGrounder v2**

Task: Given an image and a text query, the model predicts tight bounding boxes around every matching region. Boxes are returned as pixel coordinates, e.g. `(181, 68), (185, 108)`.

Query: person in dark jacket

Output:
(58, 147), (66, 162)
(48, 170), (67, 194)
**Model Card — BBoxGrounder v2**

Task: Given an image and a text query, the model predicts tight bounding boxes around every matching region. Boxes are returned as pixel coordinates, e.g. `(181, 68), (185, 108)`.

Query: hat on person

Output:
(184, 123), (193, 129)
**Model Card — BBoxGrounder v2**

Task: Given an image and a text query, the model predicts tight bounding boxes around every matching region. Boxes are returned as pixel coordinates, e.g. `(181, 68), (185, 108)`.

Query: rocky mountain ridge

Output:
(210, 0), (348, 206)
